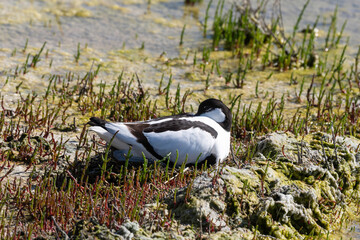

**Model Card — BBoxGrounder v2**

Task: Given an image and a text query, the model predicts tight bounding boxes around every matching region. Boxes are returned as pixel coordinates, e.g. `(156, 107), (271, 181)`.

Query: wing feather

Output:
(142, 117), (218, 164)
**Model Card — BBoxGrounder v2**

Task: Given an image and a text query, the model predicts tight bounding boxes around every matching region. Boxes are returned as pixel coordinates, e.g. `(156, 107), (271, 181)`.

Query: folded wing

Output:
(142, 118), (217, 164)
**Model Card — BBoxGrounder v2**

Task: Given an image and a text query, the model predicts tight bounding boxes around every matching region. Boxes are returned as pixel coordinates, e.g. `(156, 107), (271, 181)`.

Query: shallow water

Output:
(0, 0), (203, 56)
(1, 0), (359, 54)
(282, 0), (360, 54)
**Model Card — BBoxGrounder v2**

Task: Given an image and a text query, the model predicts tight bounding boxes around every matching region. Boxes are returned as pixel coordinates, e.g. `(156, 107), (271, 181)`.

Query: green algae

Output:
(259, 133), (360, 238)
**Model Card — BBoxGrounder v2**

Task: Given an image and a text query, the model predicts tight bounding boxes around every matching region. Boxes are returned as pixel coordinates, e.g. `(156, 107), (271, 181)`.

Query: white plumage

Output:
(88, 98), (232, 166)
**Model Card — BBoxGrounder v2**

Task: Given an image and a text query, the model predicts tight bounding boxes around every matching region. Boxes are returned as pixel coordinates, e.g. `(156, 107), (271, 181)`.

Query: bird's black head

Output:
(196, 98), (232, 132)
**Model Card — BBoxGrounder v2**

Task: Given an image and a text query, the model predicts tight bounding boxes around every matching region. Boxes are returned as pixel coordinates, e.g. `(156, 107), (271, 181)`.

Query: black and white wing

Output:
(139, 117), (218, 164)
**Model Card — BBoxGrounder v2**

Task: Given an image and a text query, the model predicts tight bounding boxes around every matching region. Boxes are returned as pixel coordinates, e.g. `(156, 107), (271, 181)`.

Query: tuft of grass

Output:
(31, 42), (47, 68)
(74, 43), (81, 63)
(200, 1), (346, 72)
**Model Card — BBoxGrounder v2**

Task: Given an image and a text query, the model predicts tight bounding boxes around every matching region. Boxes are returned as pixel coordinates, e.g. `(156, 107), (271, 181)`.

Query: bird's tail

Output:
(88, 117), (131, 151)
(88, 117), (113, 144)
(88, 117), (107, 129)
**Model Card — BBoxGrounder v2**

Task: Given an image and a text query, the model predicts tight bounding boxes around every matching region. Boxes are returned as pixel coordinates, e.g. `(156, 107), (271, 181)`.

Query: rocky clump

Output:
(142, 132), (360, 239)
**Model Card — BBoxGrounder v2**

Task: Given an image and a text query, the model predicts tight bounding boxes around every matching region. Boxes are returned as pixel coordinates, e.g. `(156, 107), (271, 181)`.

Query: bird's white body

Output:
(89, 99), (232, 166)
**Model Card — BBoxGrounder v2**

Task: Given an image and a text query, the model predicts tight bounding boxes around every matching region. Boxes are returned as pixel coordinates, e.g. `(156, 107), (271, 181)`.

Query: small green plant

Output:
(180, 24), (186, 46)
(30, 41), (47, 68)
(74, 42), (81, 63)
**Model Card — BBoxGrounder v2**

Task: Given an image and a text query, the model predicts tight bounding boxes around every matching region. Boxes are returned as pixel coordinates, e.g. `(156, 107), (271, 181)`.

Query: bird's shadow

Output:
(68, 148), (216, 185)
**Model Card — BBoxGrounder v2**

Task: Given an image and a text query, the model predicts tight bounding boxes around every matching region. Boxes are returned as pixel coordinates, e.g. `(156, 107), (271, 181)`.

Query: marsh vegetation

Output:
(1, 0), (360, 239)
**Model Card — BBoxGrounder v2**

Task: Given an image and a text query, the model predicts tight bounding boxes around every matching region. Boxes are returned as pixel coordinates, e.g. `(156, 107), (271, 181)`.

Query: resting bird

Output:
(88, 98), (231, 166)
